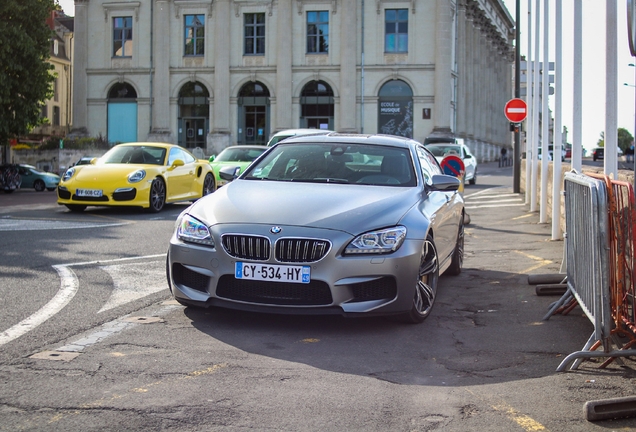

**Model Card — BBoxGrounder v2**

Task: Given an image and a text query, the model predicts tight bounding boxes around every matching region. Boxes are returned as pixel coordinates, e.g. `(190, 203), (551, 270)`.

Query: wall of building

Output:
(71, 0), (514, 160)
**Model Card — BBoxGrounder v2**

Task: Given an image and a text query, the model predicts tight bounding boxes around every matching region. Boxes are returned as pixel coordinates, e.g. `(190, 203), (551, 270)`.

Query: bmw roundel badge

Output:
(270, 226), (282, 234)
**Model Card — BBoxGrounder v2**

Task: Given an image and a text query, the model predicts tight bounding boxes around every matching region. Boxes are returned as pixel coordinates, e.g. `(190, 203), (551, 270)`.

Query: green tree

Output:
(618, 127), (633, 153)
(597, 128), (634, 152)
(0, 0), (55, 150)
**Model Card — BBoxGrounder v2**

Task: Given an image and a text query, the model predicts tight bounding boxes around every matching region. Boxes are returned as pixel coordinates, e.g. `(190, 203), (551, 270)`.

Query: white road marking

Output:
(0, 218), (127, 231)
(0, 265), (78, 346)
(0, 254), (166, 347)
(98, 261), (168, 313)
(464, 187), (525, 210)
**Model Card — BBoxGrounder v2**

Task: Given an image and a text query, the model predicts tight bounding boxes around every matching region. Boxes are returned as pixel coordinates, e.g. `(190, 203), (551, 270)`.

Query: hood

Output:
(73, 164), (150, 181)
(188, 180), (420, 234)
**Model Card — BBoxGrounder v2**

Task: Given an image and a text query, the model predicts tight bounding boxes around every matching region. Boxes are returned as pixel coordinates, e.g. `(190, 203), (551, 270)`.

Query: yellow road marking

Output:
(465, 389), (548, 431)
(513, 250), (553, 275)
(49, 363), (228, 424)
(512, 214), (534, 220)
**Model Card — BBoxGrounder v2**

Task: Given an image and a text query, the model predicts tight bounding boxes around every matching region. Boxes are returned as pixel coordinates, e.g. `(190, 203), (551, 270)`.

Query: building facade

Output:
(71, 0), (514, 160)
(29, 11), (74, 141)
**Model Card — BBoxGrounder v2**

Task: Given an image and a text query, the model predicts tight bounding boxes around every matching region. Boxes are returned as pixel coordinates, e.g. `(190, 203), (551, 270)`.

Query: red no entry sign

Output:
(504, 98), (528, 123)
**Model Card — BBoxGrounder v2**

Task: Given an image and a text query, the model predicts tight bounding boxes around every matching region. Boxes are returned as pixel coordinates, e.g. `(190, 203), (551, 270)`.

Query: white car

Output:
(267, 128), (333, 146)
(424, 143), (478, 185)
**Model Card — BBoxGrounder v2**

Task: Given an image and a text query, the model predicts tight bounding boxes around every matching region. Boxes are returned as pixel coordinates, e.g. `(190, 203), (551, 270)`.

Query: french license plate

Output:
(76, 189), (103, 197)
(235, 262), (310, 284)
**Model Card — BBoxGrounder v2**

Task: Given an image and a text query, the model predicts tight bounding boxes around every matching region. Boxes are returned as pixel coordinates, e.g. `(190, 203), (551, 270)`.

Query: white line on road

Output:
(0, 254), (167, 347)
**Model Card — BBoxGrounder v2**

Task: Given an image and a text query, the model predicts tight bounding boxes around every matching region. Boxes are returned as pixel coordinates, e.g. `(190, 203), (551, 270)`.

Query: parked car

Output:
(591, 146), (623, 161)
(267, 128), (333, 146)
(72, 157), (97, 167)
(208, 145), (267, 187)
(16, 164), (60, 191)
(424, 142), (478, 185)
(167, 133), (465, 323)
(57, 142), (216, 212)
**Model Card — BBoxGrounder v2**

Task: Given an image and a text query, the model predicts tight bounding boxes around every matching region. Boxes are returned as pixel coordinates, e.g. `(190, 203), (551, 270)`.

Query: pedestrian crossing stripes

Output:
(464, 188), (525, 210)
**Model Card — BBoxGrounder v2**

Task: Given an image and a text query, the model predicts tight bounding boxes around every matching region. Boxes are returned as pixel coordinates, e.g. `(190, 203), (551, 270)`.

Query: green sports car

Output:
(209, 145), (267, 187)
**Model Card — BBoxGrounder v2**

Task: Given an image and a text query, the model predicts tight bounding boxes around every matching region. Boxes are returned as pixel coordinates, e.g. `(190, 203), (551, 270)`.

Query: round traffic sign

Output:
(440, 155), (465, 178)
(504, 98), (528, 123)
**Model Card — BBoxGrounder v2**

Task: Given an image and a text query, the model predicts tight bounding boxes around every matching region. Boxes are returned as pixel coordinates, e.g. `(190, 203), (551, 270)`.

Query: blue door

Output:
(108, 102), (138, 144)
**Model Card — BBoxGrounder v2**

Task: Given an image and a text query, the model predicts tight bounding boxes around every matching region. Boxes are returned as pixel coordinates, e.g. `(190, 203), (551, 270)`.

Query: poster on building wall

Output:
(378, 100), (413, 138)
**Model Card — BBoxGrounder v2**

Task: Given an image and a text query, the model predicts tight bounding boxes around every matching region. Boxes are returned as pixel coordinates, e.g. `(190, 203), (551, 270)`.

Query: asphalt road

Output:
(0, 164), (635, 431)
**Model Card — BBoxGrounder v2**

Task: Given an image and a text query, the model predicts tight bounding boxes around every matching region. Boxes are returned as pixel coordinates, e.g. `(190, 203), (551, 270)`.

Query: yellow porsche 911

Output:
(57, 142), (216, 212)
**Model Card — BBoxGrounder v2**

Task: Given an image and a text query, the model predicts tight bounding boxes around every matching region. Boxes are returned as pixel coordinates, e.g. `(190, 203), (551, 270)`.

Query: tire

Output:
(65, 204), (86, 212)
(401, 234), (439, 323)
(468, 171), (476, 185)
(34, 180), (45, 192)
(147, 178), (166, 213)
(202, 173), (215, 197)
(446, 216), (464, 276)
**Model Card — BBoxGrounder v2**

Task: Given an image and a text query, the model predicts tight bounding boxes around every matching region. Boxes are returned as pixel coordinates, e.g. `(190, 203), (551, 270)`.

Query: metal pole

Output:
(513, 0), (521, 193)
(572, 0), (583, 172)
(531, 0), (541, 212)
(605, 0), (618, 178)
(540, 0), (549, 223)
(525, 0), (533, 204)
(552, 0), (562, 240)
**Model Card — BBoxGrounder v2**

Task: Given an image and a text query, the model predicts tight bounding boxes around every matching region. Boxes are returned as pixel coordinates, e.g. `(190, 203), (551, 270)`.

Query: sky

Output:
(502, 0), (636, 150)
(56, 0), (634, 150)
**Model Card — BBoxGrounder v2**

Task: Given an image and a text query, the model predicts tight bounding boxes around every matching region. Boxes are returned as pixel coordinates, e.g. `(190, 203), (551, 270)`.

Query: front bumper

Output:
(167, 224), (423, 317)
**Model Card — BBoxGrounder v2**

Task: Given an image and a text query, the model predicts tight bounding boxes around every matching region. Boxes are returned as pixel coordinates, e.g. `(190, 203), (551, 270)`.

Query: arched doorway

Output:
(378, 80), (413, 138)
(300, 80), (334, 130)
(237, 81), (270, 145)
(107, 82), (137, 144)
(178, 82), (210, 149)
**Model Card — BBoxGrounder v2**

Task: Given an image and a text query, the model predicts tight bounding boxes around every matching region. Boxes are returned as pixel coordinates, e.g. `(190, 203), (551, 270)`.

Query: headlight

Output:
(344, 226), (407, 255)
(177, 214), (214, 246)
(128, 169), (146, 183)
(62, 167), (75, 182)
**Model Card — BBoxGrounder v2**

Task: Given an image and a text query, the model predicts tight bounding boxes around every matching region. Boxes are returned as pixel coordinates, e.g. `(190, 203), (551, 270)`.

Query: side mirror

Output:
(429, 174), (460, 192)
(90, 158), (98, 164)
(171, 159), (185, 167)
(209, 155), (216, 162)
(219, 166), (241, 182)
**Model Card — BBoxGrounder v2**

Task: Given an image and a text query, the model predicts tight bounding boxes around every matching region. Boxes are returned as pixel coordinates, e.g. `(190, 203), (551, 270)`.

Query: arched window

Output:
(300, 80), (334, 130)
(178, 81), (210, 148)
(107, 82), (138, 144)
(378, 80), (413, 138)
(237, 81), (270, 145)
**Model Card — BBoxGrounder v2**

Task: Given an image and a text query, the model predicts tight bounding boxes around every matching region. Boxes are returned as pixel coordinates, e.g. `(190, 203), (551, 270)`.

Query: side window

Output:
(385, 9), (408, 53)
(168, 148), (182, 166)
(307, 11), (329, 54)
(184, 14), (205, 56)
(182, 150), (196, 164)
(113, 17), (133, 57)
(244, 13), (265, 55)
(416, 146), (441, 185)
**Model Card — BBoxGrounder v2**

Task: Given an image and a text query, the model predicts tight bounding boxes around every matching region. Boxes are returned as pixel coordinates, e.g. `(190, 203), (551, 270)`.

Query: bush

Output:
(39, 134), (111, 150)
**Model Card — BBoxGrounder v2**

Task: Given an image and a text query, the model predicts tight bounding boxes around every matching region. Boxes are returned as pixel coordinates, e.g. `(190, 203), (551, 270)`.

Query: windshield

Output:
(99, 145), (167, 165)
(243, 143), (416, 186)
(425, 145), (462, 158)
(215, 147), (266, 162)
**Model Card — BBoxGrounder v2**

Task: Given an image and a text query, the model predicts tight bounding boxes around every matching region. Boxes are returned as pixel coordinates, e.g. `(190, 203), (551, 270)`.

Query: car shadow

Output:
(179, 267), (607, 387)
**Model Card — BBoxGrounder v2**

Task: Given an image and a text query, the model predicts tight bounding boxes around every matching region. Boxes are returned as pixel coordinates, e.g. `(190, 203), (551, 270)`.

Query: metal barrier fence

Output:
(555, 172), (636, 371)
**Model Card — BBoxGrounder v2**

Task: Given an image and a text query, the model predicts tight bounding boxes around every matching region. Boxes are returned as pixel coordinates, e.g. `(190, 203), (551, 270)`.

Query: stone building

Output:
(71, 0), (514, 160)
(29, 11), (74, 141)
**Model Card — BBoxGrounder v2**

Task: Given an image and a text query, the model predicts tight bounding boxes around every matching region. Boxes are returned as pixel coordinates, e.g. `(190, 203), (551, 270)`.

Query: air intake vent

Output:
(221, 234), (270, 261)
(275, 238), (331, 263)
